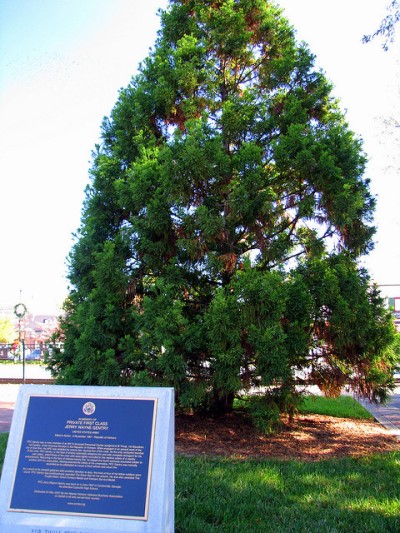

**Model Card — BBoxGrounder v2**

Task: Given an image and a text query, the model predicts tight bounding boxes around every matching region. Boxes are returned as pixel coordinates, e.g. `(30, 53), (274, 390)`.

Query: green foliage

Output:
(388, 332), (400, 372)
(298, 256), (397, 402)
(247, 395), (282, 434)
(49, 0), (396, 415)
(0, 316), (16, 343)
(246, 386), (303, 434)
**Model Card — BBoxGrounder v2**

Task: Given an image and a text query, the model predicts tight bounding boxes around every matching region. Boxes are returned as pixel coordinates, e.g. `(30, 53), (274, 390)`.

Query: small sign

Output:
(10, 395), (157, 520)
(0, 385), (174, 533)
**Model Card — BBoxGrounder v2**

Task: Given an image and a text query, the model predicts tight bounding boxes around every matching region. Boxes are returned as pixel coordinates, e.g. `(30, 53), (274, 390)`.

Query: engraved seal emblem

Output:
(83, 401), (96, 415)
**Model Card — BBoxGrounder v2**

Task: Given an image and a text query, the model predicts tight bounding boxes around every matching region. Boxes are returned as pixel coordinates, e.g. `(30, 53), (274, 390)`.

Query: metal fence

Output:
(0, 343), (46, 361)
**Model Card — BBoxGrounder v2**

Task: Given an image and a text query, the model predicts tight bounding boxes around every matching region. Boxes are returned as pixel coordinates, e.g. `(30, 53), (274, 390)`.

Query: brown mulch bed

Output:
(175, 411), (400, 461)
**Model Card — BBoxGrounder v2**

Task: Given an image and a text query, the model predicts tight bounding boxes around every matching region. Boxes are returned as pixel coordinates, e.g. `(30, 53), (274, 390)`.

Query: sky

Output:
(0, 0), (399, 315)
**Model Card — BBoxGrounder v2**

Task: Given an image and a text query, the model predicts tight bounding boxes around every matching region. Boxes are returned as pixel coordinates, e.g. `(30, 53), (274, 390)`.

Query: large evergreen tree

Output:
(49, 0), (397, 415)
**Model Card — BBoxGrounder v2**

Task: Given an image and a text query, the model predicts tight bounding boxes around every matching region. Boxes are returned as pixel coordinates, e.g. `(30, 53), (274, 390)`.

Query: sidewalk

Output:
(359, 389), (400, 441)
(0, 385), (17, 433)
(0, 364), (53, 433)
(0, 362), (53, 382)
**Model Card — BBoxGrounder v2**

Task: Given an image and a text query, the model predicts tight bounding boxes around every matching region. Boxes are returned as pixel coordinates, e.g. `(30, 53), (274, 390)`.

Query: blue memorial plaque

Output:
(9, 395), (157, 520)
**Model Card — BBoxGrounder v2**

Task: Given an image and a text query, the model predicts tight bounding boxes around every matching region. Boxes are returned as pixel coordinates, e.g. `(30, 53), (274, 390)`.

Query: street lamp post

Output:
(14, 301), (27, 382)
(20, 330), (26, 382)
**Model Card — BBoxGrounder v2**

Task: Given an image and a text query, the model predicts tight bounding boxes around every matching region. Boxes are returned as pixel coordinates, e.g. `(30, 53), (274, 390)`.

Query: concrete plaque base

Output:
(0, 385), (174, 533)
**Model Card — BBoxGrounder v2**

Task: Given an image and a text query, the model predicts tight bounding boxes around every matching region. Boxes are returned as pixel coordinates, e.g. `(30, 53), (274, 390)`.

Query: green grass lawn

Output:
(176, 453), (400, 532)
(0, 433), (7, 466)
(174, 394), (398, 532)
(1, 396), (398, 532)
(298, 394), (373, 420)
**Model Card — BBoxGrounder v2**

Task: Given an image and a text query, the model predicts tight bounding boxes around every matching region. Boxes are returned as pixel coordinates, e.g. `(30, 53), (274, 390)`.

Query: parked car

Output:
(25, 348), (41, 361)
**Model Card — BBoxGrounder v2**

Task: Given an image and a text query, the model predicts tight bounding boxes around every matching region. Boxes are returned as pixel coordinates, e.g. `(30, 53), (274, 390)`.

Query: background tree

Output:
(363, 0), (400, 50)
(0, 316), (16, 344)
(48, 0), (397, 416)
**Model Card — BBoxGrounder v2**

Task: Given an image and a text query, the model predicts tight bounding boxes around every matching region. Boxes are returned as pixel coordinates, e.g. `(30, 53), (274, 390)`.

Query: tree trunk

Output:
(212, 390), (235, 416)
